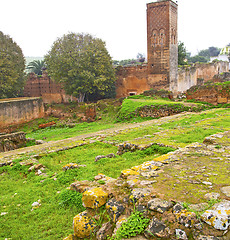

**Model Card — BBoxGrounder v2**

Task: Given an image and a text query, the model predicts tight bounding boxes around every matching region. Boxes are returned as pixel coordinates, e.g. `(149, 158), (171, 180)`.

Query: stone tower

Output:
(147, 0), (178, 92)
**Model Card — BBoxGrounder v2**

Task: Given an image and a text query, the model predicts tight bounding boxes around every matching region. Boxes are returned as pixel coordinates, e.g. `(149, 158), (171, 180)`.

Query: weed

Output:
(58, 189), (85, 211)
(109, 211), (150, 240)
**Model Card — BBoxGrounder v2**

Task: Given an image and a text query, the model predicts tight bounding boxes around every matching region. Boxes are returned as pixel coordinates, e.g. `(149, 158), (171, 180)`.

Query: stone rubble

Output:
(64, 131), (230, 240)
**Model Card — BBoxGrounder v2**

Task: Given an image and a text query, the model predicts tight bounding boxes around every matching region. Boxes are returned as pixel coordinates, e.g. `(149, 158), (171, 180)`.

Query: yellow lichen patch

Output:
(63, 234), (74, 240)
(121, 169), (140, 178)
(82, 187), (108, 209)
(153, 153), (172, 162)
(73, 212), (96, 238)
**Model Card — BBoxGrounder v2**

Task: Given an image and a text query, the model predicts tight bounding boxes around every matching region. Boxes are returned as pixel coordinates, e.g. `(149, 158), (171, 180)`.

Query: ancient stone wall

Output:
(0, 97), (44, 128)
(116, 65), (150, 98)
(24, 72), (76, 104)
(116, 61), (229, 98)
(0, 132), (26, 152)
(186, 83), (230, 105)
(178, 61), (229, 92)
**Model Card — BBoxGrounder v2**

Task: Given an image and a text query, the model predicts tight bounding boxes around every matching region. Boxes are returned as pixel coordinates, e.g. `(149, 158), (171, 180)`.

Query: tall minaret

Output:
(147, 0), (178, 92)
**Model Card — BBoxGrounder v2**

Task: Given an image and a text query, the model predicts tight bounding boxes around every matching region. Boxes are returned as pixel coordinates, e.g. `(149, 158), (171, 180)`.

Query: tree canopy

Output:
(0, 31), (25, 99)
(26, 60), (45, 75)
(45, 33), (116, 102)
(178, 41), (187, 65)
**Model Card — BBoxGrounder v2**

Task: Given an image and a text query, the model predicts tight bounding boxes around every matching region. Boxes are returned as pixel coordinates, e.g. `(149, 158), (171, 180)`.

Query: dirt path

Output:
(0, 111), (194, 162)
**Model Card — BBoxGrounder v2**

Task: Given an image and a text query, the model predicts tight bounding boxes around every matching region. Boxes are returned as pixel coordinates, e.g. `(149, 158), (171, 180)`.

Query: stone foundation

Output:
(0, 132), (26, 152)
(186, 83), (230, 105)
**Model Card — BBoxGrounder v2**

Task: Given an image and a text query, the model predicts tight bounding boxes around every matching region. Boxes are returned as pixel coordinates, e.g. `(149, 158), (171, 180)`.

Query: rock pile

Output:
(64, 131), (230, 240)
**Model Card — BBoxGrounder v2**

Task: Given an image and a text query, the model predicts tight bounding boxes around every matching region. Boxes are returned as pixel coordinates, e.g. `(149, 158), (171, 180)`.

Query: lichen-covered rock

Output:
(82, 187), (108, 209)
(144, 216), (171, 238)
(175, 229), (188, 240)
(173, 204), (198, 228)
(73, 211), (96, 238)
(220, 186), (230, 197)
(63, 163), (86, 171)
(121, 169), (139, 178)
(113, 215), (128, 236)
(140, 170), (159, 178)
(106, 199), (125, 222)
(96, 222), (113, 240)
(196, 235), (221, 240)
(204, 192), (220, 200)
(63, 234), (76, 240)
(129, 188), (151, 203)
(201, 200), (230, 231)
(70, 180), (92, 193)
(147, 198), (173, 213)
(95, 155), (106, 162)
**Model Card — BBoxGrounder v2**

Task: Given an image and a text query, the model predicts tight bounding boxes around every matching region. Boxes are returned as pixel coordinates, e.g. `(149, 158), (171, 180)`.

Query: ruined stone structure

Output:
(147, 0), (178, 92)
(116, 61), (229, 98)
(22, 0), (229, 100)
(0, 132), (26, 152)
(177, 61), (229, 92)
(0, 97), (44, 128)
(186, 82), (230, 105)
(24, 72), (76, 104)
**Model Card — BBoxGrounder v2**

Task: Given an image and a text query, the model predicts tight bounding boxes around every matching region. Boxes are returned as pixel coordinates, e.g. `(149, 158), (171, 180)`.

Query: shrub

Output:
(58, 189), (85, 211)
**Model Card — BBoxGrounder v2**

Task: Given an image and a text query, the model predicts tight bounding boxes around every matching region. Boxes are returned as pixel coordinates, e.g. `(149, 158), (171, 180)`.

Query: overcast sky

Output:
(1, 0), (229, 60)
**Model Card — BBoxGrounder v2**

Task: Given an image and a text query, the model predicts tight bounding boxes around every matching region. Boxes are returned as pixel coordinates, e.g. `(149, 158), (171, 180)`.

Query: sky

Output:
(0, 0), (229, 60)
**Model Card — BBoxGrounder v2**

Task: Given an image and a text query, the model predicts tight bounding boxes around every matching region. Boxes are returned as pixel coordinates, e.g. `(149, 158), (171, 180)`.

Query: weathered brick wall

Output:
(0, 132), (26, 152)
(0, 97), (44, 128)
(24, 72), (76, 104)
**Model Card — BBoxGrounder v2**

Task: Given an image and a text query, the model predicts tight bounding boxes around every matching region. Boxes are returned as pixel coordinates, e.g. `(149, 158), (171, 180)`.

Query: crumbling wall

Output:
(178, 61), (229, 92)
(116, 65), (150, 98)
(24, 72), (76, 104)
(186, 83), (230, 105)
(0, 132), (26, 152)
(0, 97), (44, 128)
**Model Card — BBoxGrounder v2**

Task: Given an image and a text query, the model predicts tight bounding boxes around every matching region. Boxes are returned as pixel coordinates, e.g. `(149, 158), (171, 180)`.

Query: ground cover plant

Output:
(0, 106), (229, 239)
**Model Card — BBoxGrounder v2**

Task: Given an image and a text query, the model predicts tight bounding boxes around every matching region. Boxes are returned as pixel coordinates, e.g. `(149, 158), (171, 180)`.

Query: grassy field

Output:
(0, 98), (230, 239)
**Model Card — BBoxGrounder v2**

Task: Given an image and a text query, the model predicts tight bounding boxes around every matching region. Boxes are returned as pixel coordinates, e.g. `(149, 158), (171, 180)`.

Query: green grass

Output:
(26, 121), (117, 141)
(1, 106), (230, 239)
(116, 97), (208, 122)
(0, 142), (173, 239)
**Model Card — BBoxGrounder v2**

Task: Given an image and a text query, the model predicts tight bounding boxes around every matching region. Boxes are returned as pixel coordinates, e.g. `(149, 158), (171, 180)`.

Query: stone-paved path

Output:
(0, 111), (194, 163)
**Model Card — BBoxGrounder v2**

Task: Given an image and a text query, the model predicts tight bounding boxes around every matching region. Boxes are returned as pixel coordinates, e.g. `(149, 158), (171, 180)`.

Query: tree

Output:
(26, 60), (45, 75)
(198, 47), (220, 61)
(136, 53), (145, 63)
(45, 33), (116, 102)
(178, 41), (187, 65)
(0, 31), (25, 98)
(188, 55), (208, 64)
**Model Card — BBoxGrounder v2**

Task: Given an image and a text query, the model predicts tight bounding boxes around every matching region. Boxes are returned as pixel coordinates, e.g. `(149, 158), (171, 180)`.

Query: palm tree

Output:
(26, 60), (45, 75)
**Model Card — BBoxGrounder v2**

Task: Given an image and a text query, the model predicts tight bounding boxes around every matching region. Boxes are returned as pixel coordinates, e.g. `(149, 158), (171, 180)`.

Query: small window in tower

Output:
(151, 64), (154, 68)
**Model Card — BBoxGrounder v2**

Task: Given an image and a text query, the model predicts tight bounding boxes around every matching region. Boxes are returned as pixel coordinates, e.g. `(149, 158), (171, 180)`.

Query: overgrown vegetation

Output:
(0, 97), (229, 239)
(109, 211), (150, 240)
